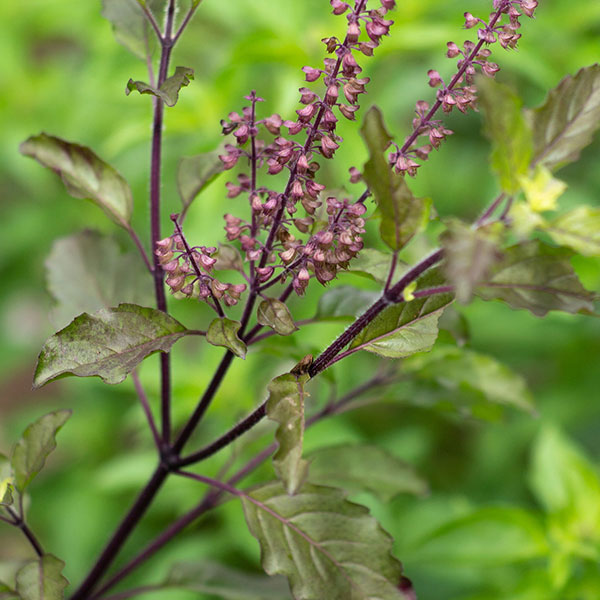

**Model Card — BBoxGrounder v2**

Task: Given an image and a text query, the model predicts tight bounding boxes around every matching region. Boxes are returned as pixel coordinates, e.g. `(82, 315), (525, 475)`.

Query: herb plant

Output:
(2, 0), (600, 599)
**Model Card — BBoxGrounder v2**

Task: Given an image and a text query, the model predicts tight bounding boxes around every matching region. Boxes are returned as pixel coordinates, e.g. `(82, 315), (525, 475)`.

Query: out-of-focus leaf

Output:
(46, 231), (153, 328)
(178, 151), (226, 217)
(529, 427), (600, 538)
(11, 411), (71, 494)
(519, 165), (567, 213)
(528, 64), (600, 171)
(307, 444), (427, 501)
(476, 240), (595, 316)
(206, 318), (247, 359)
(126, 66), (194, 107)
(19, 134), (133, 229)
(315, 286), (379, 320)
(162, 561), (289, 599)
(361, 106), (430, 251)
(411, 507), (549, 565)
(437, 307), (470, 346)
(257, 299), (298, 336)
(478, 77), (533, 193)
(213, 244), (244, 272)
(15, 555), (68, 600)
(346, 248), (402, 285)
(266, 373), (310, 495)
(545, 206), (600, 257)
(101, 0), (165, 59)
(242, 481), (406, 600)
(0, 583), (19, 600)
(34, 304), (188, 387)
(403, 346), (535, 414)
(441, 219), (503, 304)
(349, 268), (453, 358)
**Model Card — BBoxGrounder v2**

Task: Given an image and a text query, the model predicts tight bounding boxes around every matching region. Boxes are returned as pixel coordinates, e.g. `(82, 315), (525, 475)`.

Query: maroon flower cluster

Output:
(389, 0), (537, 177)
(215, 0), (394, 297)
(155, 225), (246, 307)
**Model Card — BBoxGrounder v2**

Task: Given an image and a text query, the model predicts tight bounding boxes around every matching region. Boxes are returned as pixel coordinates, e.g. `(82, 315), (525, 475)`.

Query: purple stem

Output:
(131, 370), (161, 451)
(5, 506), (44, 557)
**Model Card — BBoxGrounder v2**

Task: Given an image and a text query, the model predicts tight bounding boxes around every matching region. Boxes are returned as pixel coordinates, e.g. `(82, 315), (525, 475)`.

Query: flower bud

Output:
(302, 66), (321, 82)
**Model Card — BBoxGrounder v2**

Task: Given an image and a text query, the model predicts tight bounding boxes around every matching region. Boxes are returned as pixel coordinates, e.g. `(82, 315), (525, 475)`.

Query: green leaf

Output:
(528, 64), (600, 171)
(477, 77), (533, 193)
(307, 444), (427, 502)
(545, 206), (600, 257)
(34, 304), (188, 388)
(16, 555), (68, 600)
(206, 318), (247, 359)
(403, 346), (535, 414)
(46, 231), (153, 328)
(257, 299), (298, 336)
(519, 164), (568, 213)
(178, 151), (226, 217)
(0, 584), (19, 600)
(19, 134), (133, 229)
(11, 411), (71, 494)
(242, 481), (406, 600)
(213, 244), (244, 272)
(0, 454), (14, 507)
(441, 219), (503, 304)
(476, 240), (595, 316)
(315, 286), (379, 320)
(411, 507), (549, 566)
(346, 248), (405, 285)
(101, 0), (164, 59)
(126, 66), (195, 107)
(349, 268), (453, 358)
(266, 373), (310, 495)
(529, 427), (600, 534)
(163, 561), (289, 600)
(360, 106), (430, 251)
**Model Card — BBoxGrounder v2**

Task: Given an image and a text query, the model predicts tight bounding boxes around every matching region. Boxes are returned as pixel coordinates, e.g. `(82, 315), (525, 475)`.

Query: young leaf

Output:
(126, 66), (195, 107)
(15, 555), (68, 600)
(0, 454), (14, 507)
(266, 373), (310, 495)
(360, 106), (430, 251)
(544, 206), (600, 257)
(19, 134), (133, 229)
(162, 561), (289, 599)
(529, 427), (600, 536)
(34, 304), (189, 388)
(307, 444), (427, 502)
(476, 240), (595, 316)
(46, 231), (153, 328)
(206, 318), (247, 359)
(519, 164), (567, 213)
(242, 481), (407, 600)
(349, 268), (453, 358)
(101, 0), (164, 59)
(178, 151), (226, 217)
(441, 219), (503, 304)
(477, 77), (533, 193)
(410, 507), (549, 566)
(257, 299), (298, 336)
(315, 286), (379, 320)
(11, 411), (71, 494)
(528, 64), (600, 171)
(403, 346), (535, 414)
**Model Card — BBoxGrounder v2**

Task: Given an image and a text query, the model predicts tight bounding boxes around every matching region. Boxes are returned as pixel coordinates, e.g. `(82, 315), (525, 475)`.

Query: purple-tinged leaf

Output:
(242, 481), (408, 600)
(33, 304), (188, 388)
(11, 411), (71, 493)
(126, 66), (194, 107)
(266, 373), (310, 495)
(528, 64), (600, 171)
(206, 318), (247, 359)
(476, 240), (595, 316)
(19, 134), (133, 229)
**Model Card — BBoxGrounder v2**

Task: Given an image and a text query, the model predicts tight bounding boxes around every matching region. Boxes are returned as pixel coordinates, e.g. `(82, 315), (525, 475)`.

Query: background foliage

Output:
(1, 1), (600, 599)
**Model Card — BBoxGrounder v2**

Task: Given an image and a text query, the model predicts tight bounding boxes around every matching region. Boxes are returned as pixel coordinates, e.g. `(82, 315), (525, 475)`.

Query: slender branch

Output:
(173, 1), (203, 44)
(176, 402), (267, 468)
(475, 192), (505, 227)
(131, 370), (161, 451)
(126, 226), (153, 274)
(4, 506), (44, 558)
(135, 1), (163, 42)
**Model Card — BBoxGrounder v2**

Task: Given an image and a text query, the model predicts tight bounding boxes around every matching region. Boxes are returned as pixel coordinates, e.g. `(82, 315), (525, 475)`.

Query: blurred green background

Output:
(1, 1), (600, 599)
